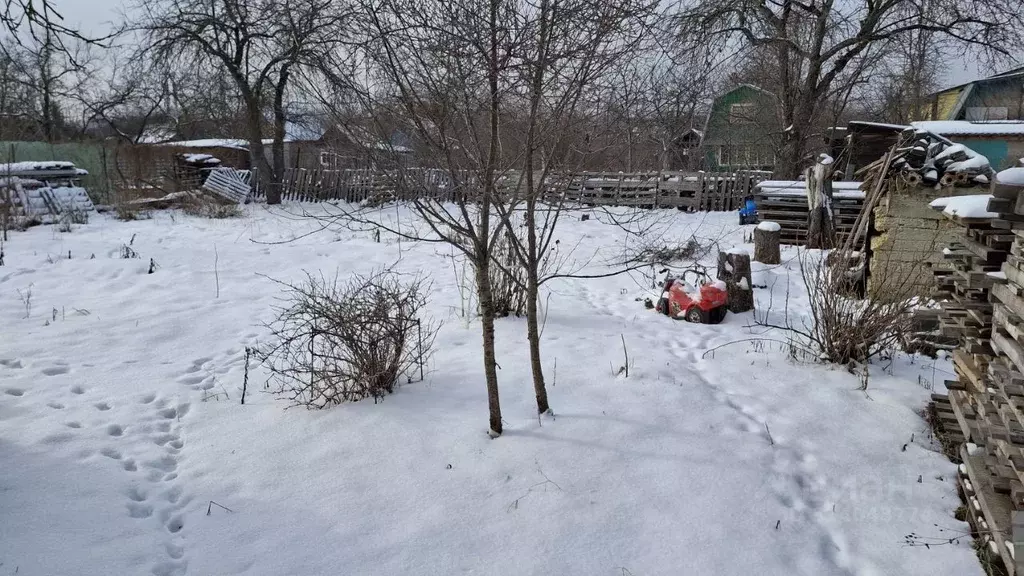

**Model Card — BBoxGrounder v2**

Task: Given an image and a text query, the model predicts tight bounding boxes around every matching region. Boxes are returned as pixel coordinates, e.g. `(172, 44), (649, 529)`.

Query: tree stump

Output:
(717, 249), (754, 313)
(754, 221), (781, 264)
(805, 153), (836, 249)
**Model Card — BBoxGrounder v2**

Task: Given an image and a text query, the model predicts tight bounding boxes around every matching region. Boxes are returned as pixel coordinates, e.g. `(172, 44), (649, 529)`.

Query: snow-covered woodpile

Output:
(0, 162), (95, 225)
(930, 164), (1024, 576)
(753, 180), (866, 245)
(859, 128), (993, 188)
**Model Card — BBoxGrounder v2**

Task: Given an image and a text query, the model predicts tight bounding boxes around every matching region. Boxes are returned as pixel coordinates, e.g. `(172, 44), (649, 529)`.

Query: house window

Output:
(966, 106), (1009, 121)
(717, 144), (774, 168)
(729, 103), (757, 124)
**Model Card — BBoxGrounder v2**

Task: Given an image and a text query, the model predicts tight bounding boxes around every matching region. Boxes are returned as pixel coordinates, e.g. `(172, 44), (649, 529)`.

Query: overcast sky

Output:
(54, 0), (985, 87)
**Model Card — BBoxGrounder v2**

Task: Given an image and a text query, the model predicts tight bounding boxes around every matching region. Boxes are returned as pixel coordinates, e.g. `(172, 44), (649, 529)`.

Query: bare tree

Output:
(490, 0), (657, 415)
(133, 0), (353, 204)
(677, 0), (1024, 178)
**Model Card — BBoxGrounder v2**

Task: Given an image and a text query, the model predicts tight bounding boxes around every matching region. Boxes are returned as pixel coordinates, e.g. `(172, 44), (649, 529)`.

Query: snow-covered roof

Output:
(847, 121), (908, 131)
(162, 139), (253, 150)
(929, 194), (996, 220)
(0, 161), (88, 176)
(137, 126), (179, 144)
(182, 153), (222, 165)
(910, 121), (1024, 137)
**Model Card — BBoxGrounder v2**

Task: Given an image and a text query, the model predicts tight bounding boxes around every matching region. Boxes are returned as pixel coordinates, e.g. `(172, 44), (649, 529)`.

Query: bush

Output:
(258, 269), (438, 408)
(489, 225), (527, 318)
(182, 194), (242, 219)
(757, 250), (916, 371)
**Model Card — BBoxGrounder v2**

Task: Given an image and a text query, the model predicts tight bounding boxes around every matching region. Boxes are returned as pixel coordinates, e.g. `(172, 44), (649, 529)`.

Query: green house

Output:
(701, 85), (781, 172)
(916, 68), (1024, 169)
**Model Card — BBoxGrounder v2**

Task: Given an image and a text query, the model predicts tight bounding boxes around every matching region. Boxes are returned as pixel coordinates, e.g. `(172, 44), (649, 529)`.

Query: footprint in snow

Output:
(41, 365), (70, 376)
(4, 387), (24, 396)
(70, 385), (85, 395)
(0, 359), (23, 369)
(95, 402), (111, 411)
(127, 502), (154, 518)
(107, 424), (125, 437)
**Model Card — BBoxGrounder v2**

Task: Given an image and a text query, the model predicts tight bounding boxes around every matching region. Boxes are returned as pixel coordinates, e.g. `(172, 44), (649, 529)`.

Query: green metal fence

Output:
(0, 141), (115, 204)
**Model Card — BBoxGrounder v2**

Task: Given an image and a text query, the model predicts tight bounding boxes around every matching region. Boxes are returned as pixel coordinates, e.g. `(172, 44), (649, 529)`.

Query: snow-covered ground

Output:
(0, 205), (979, 576)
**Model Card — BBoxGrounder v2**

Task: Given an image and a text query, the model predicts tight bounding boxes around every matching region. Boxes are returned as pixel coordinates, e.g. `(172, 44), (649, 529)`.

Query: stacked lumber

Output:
(928, 195), (1011, 390)
(753, 181), (866, 245)
(933, 165), (1024, 576)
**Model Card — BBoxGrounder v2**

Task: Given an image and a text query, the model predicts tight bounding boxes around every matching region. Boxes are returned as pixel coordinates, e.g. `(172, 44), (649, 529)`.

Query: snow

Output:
(181, 153), (221, 165)
(931, 194), (997, 219)
(997, 167), (1024, 186)
(726, 246), (750, 255)
(756, 221), (781, 232)
(0, 206), (982, 576)
(912, 120), (1024, 136)
(988, 271), (1007, 280)
(818, 154), (834, 165)
(0, 161), (86, 175)
(758, 180), (863, 191)
(162, 139), (253, 150)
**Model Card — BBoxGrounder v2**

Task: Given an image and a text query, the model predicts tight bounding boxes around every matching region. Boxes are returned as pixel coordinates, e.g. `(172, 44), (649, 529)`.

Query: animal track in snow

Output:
(65, 421), (82, 429)
(47, 401), (64, 409)
(0, 358), (23, 369)
(107, 424), (125, 437)
(126, 486), (147, 502)
(41, 365), (70, 376)
(101, 447), (122, 460)
(165, 543), (185, 559)
(165, 515), (184, 533)
(4, 387), (24, 396)
(151, 559), (187, 576)
(70, 385), (85, 394)
(128, 502), (154, 518)
(140, 393), (157, 404)
(94, 402), (111, 411)
(123, 458), (138, 472)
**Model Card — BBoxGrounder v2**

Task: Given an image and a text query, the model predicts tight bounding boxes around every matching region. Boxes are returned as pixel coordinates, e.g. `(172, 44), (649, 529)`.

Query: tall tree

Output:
(678, 0), (1024, 178)
(134, 0), (353, 204)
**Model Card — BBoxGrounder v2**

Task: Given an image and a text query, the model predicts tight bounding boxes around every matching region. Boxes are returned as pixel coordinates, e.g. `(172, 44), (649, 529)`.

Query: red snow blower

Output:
(652, 267), (728, 324)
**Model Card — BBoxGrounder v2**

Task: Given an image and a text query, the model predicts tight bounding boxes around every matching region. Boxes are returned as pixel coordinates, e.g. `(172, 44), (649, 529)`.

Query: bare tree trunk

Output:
(271, 65), (292, 199)
(245, 101), (278, 204)
(475, 259), (503, 436)
(480, 0), (503, 437)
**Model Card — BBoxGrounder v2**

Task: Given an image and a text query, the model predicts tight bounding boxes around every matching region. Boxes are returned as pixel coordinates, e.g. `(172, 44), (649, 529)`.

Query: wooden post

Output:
(717, 249), (754, 313)
(1014, 510), (1024, 576)
(754, 221), (781, 265)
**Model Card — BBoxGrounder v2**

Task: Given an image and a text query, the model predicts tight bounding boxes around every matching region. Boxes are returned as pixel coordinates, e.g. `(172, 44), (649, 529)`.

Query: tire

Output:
(685, 307), (706, 323)
(709, 306), (727, 324)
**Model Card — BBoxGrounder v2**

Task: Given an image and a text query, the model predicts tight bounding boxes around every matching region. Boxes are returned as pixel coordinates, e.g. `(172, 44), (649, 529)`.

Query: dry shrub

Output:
(758, 250), (917, 370)
(258, 269), (439, 408)
(490, 225), (527, 318)
(182, 194), (242, 219)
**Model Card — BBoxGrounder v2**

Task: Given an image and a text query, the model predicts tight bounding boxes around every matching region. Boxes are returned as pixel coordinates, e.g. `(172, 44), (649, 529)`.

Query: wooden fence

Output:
(250, 168), (771, 211)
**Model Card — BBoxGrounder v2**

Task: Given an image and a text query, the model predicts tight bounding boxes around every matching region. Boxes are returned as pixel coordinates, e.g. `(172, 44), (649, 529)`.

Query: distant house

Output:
(921, 67), (1024, 123)
(915, 68), (1024, 169)
(909, 121), (1024, 171)
(701, 85), (781, 172)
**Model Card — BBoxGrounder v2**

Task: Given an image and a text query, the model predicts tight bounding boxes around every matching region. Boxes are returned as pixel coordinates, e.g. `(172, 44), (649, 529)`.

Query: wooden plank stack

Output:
(753, 181), (866, 245)
(932, 164), (1024, 575)
(928, 201), (1012, 394)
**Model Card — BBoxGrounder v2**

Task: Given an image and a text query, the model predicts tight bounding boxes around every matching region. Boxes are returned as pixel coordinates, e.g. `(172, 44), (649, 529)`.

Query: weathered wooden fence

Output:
(250, 168), (771, 211)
